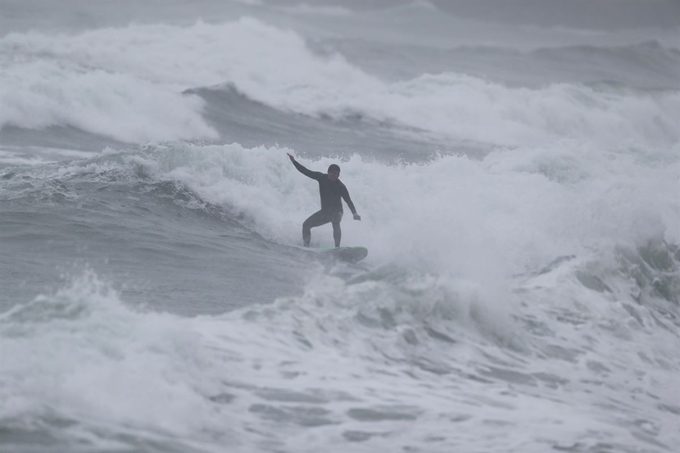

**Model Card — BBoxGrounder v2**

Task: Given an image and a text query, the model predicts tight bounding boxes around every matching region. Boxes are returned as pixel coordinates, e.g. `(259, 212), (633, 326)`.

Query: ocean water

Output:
(1, 1), (679, 452)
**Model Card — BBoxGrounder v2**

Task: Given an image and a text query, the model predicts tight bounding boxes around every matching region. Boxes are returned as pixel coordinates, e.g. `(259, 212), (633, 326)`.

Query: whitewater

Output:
(1, 1), (679, 452)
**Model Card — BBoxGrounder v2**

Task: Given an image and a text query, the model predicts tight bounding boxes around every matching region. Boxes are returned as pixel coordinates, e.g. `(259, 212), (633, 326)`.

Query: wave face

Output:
(1, 1), (679, 452)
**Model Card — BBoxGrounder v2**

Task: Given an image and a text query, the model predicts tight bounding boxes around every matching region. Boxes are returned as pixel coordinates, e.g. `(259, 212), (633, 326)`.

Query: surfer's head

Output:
(327, 164), (340, 181)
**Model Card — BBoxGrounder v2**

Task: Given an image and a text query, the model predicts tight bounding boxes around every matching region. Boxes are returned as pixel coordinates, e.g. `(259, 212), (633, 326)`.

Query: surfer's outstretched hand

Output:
(353, 213), (361, 221)
(287, 153), (295, 162)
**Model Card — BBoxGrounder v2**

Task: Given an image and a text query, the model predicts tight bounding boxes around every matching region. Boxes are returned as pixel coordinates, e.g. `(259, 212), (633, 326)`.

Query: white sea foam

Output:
(1, 255), (677, 452)
(5, 136), (677, 296)
(1, 19), (677, 147)
(121, 139), (679, 276)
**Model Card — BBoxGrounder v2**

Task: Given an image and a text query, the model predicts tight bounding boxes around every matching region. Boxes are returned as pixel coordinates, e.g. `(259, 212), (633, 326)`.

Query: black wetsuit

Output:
(292, 160), (357, 247)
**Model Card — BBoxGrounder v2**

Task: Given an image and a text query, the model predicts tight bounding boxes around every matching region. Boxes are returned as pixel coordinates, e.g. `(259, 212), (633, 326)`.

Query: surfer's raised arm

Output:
(287, 153), (322, 180)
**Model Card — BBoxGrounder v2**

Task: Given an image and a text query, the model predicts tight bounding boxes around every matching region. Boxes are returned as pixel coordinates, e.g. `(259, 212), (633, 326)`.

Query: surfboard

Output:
(316, 246), (368, 262)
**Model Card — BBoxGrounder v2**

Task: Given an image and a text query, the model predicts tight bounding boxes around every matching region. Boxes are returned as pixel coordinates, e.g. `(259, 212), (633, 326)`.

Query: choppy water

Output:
(1, 1), (679, 452)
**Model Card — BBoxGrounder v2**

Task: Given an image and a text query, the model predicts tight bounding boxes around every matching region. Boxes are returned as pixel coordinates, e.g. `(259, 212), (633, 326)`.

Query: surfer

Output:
(287, 153), (361, 248)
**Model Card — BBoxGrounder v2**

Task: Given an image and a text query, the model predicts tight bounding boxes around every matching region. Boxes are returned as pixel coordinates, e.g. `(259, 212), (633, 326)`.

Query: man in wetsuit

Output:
(287, 153), (361, 248)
